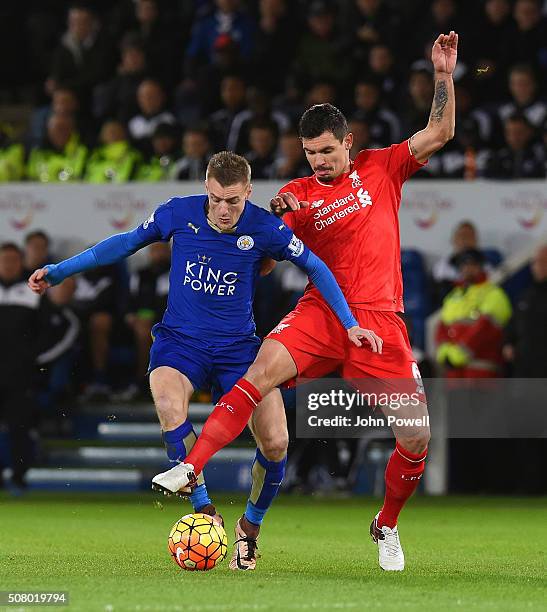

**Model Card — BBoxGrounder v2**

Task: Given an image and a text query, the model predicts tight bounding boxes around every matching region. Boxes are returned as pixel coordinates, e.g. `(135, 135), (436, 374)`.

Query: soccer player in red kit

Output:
(156, 31), (458, 571)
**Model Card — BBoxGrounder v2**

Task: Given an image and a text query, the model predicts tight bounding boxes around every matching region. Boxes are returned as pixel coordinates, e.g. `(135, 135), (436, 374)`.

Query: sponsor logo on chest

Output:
(312, 170), (373, 231)
(183, 255), (238, 296)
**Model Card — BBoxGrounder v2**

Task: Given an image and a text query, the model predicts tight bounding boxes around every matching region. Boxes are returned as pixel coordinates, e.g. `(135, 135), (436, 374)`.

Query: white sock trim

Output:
(396, 446), (427, 463)
(235, 384), (258, 407)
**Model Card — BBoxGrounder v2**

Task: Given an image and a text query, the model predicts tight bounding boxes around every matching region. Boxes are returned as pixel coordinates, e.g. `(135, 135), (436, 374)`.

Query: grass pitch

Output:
(0, 493), (545, 612)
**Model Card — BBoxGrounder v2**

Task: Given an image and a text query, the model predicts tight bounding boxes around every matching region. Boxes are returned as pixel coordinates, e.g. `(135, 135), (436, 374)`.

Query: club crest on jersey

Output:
(349, 170), (362, 188)
(310, 199), (325, 209)
(357, 188), (372, 207)
(237, 235), (254, 250)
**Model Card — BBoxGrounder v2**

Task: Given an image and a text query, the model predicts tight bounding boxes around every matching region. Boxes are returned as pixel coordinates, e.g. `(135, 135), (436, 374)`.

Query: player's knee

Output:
(397, 428), (431, 455)
(245, 361), (274, 395)
(260, 431), (289, 462)
(154, 394), (185, 429)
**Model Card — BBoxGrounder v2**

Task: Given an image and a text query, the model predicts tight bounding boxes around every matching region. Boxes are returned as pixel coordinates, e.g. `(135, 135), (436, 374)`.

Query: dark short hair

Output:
(0, 242), (22, 256)
(298, 103), (348, 142)
(206, 151), (251, 185)
(25, 230), (50, 245)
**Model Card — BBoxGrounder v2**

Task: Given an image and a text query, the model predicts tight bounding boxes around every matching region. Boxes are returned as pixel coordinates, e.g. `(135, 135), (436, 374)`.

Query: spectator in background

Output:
(24, 231), (53, 274)
(401, 68), (440, 178)
(136, 123), (181, 181)
(35, 272), (80, 410)
(28, 87), (82, 150)
(253, 0), (297, 94)
(47, 3), (114, 109)
(497, 64), (547, 132)
(367, 43), (400, 109)
(432, 220), (495, 304)
(70, 259), (125, 399)
(27, 113), (88, 182)
(128, 79), (176, 154)
(93, 33), (147, 124)
(485, 113), (546, 179)
(291, 1), (350, 90)
(342, 0), (401, 66)
(305, 81), (337, 108)
(415, 0), (464, 62)
(0, 244), (49, 490)
(227, 87), (289, 153)
(132, 0), (180, 87)
(85, 120), (142, 183)
(436, 249), (512, 378)
(502, 243), (547, 495)
(471, 0), (514, 103)
(125, 241), (171, 395)
(171, 127), (211, 180)
(352, 79), (401, 147)
(437, 79), (492, 178)
(508, 0), (547, 77)
(0, 125), (25, 182)
(268, 130), (309, 179)
(401, 68), (434, 138)
(245, 121), (278, 179)
(209, 75), (247, 150)
(348, 117), (381, 158)
(185, 0), (256, 75)
(503, 244), (547, 377)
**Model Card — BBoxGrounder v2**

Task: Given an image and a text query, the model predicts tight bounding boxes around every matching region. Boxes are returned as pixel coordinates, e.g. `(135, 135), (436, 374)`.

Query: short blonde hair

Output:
(206, 151), (251, 186)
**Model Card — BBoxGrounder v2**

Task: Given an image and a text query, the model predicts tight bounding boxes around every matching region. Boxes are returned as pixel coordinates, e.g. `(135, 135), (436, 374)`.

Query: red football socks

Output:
(185, 378), (262, 474)
(377, 442), (428, 529)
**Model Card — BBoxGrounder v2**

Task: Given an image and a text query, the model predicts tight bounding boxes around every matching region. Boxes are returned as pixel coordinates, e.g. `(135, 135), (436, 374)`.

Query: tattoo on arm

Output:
(409, 135), (418, 156)
(430, 80), (448, 123)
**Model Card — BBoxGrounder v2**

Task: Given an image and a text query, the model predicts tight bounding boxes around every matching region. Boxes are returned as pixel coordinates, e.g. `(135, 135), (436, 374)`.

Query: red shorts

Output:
(266, 292), (425, 400)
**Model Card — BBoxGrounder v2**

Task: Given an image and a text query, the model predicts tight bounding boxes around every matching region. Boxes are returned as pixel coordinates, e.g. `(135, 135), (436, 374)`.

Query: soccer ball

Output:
(168, 513), (228, 571)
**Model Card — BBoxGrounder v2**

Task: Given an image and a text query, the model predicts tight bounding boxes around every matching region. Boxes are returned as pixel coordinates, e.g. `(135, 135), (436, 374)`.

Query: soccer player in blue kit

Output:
(28, 152), (382, 570)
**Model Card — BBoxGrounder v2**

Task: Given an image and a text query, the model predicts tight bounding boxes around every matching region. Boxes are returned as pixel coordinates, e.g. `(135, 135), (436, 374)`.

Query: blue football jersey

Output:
(135, 195), (310, 341)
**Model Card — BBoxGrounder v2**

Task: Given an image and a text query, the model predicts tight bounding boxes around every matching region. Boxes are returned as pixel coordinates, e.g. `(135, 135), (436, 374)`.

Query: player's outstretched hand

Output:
(28, 267), (51, 295)
(270, 192), (309, 216)
(347, 326), (383, 353)
(431, 30), (458, 74)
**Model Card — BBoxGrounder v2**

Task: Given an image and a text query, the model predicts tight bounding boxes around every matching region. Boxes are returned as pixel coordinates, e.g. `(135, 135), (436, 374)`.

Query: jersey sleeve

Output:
(356, 140), (426, 187)
(264, 220), (311, 266)
(134, 199), (174, 242)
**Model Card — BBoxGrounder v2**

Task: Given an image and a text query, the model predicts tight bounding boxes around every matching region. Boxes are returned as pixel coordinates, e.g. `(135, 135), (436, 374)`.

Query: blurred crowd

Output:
(1, 0), (547, 182)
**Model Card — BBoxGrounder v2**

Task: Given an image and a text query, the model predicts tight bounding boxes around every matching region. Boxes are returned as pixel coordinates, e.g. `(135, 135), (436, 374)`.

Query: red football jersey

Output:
(280, 140), (425, 312)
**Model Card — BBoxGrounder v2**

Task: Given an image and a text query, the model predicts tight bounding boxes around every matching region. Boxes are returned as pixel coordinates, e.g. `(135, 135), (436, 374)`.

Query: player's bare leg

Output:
(229, 388), (289, 570)
(150, 366), (221, 524)
(370, 396), (431, 571)
(160, 339), (297, 494)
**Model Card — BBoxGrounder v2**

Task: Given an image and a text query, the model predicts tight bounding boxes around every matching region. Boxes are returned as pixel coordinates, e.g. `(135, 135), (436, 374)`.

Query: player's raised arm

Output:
(408, 31), (457, 163)
(28, 202), (174, 295)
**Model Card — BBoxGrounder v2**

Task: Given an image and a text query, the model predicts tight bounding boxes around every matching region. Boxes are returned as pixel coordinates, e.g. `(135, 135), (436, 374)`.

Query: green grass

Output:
(0, 493), (545, 612)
